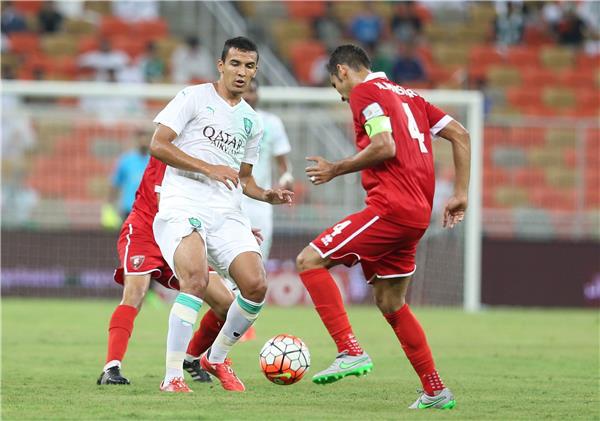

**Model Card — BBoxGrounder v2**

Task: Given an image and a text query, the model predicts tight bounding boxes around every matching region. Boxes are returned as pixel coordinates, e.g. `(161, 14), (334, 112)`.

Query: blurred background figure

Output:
(391, 42), (428, 85)
(104, 129), (150, 227)
(349, 2), (383, 50)
(37, 1), (63, 34)
(494, 1), (525, 47)
(242, 79), (293, 260)
(1, 1), (27, 34)
(140, 41), (166, 83)
(391, 1), (423, 44)
(111, 0), (159, 22)
(78, 38), (128, 81)
(171, 36), (216, 84)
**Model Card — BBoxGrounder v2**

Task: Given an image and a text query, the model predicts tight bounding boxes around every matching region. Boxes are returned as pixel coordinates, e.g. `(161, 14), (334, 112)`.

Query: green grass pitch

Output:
(2, 299), (598, 420)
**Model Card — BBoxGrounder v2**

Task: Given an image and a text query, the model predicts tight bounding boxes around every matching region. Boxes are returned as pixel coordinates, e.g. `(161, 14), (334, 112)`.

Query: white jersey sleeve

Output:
(269, 114), (291, 157)
(242, 119), (263, 166)
(153, 87), (199, 135)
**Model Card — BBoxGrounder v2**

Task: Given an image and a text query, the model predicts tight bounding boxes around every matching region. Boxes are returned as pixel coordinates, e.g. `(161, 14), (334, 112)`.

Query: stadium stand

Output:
(1, 0), (598, 240)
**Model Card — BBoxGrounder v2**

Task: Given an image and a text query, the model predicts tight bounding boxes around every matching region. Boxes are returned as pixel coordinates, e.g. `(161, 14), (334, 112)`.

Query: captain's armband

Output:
(364, 115), (392, 138)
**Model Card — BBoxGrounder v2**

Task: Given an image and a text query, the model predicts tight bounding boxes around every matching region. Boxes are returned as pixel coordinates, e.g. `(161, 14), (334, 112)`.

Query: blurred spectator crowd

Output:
(238, 0), (599, 118)
(1, 0), (216, 84)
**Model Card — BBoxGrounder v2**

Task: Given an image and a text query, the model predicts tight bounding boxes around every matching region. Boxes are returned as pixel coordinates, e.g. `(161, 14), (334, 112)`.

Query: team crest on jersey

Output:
(130, 255), (145, 270)
(243, 118), (253, 135)
(189, 217), (202, 228)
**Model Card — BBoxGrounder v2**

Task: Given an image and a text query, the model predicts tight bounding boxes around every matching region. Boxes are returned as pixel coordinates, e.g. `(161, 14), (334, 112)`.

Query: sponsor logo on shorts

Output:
(189, 217), (202, 228)
(130, 255), (145, 270)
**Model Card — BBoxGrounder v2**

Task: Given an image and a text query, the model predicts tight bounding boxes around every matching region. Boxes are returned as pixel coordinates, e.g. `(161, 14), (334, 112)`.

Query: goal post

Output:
(1, 80), (483, 311)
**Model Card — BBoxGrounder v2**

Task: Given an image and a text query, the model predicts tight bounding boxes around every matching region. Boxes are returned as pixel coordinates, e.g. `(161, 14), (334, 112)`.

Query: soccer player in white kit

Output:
(241, 80), (293, 259)
(150, 37), (293, 392)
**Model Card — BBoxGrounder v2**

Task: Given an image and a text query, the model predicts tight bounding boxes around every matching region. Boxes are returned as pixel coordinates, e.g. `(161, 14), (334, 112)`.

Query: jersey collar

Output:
(364, 71), (387, 82)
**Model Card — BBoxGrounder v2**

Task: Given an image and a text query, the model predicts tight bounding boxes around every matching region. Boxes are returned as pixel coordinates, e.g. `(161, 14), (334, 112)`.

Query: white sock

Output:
(208, 294), (264, 363)
(103, 360), (120, 372)
(164, 292), (202, 383)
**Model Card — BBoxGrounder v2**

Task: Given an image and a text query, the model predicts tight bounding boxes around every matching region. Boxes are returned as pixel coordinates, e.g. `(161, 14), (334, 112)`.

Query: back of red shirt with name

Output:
(349, 76), (451, 228)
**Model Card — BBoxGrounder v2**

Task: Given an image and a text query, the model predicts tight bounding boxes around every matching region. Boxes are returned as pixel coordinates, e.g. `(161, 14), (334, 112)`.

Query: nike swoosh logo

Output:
(270, 372), (292, 379)
(339, 357), (369, 370)
(418, 396), (446, 408)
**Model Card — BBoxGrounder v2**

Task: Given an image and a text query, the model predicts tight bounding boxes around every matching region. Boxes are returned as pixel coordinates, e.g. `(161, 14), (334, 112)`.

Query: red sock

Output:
(186, 309), (223, 358)
(384, 304), (445, 395)
(299, 268), (363, 356)
(106, 304), (138, 364)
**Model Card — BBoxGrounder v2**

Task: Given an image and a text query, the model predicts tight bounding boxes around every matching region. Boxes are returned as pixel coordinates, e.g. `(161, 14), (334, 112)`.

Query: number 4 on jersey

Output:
(402, 103), (428, 154)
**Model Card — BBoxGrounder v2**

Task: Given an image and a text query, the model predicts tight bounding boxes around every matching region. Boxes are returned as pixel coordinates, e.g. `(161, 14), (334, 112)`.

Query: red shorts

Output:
(310, 207), (426, 282)
(114, 213), (179, 290)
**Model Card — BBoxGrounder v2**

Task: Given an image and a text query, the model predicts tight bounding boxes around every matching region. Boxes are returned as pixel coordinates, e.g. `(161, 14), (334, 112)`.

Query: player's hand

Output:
(264, 188), (294, 205)
(443, 194), (468, 228)
(305, 156), (337, 185)
(207, 164), (239, 190)
(251, 227), (264, 245)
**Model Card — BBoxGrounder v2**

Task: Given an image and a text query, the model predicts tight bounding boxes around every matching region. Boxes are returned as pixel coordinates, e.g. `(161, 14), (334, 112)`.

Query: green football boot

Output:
(312, 351), (373, 385)
(409, 388), (456, 409)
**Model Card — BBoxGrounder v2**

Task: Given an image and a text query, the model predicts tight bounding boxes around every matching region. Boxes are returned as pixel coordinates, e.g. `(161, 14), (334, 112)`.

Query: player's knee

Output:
(374, 293), (405, 314)
(180, 270), (208, 296)
(296, 246), (323, 272)
(242, 277), (267, 302)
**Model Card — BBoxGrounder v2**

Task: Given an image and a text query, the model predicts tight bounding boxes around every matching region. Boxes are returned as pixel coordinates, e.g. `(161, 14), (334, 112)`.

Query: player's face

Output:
(218, 48), (258, 96)
(329, 66), (351, 102)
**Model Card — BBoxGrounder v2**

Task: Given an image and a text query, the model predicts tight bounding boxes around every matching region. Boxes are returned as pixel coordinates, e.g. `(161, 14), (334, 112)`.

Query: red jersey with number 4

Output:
(131, 156), (167, 221)
(348, 72), (453, 229)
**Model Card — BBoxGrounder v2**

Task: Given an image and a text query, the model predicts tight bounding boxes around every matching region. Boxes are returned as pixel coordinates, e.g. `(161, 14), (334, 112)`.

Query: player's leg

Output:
(98, 273), (151, 385)
(184, 272), (234, 382)
(200, 251), (264, 391)
(371, 254), (454, 409)
(296, 246), (373, 384)
(160, 231), (209, 392)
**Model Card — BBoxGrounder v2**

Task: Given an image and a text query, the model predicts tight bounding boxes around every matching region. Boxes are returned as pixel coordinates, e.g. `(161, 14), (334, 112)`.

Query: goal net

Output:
(1, 81), (482, 311)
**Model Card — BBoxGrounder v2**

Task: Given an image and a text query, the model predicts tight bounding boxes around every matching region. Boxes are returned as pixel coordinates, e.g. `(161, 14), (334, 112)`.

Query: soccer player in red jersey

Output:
(97, 156), (257, 392)
(296, 45), (470, 409)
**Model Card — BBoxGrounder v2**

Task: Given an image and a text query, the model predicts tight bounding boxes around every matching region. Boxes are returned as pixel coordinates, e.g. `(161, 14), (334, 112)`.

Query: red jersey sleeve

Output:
(349, 83), (389, 127)
(423, 100), (453, 136)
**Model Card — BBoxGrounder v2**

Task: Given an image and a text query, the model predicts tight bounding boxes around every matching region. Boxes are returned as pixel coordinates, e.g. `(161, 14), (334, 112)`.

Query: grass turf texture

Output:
(2, 299), (598, 420)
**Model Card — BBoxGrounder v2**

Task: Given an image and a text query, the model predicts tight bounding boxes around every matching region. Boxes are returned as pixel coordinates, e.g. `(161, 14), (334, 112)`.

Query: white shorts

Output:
(241, 197), (273, 259)
(153, 206), (262, 281)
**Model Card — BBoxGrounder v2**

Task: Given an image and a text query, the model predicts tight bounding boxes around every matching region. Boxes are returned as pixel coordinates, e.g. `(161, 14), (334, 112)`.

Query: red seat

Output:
(287, 1), (326, 19)
(109, 36), (145, 58)
(513, 168), (546, 187)
(559, 69), (595, 89)
(576, 53), (599, 69)
(77, 36), (100, 53)
(469, 45), (503, 68)
(13, 0), (43, 15)
(289, 41), (327, 85)
(100, 16), (131, 38)
(522, 26), (554, 47)
(506, 87), (541, 109)
(505, 46), (540, 68)
(8, 32), (40, 54)
(133, 19), (169, 41)
(530, 187), (577, 211)
(521, 69), (559, 87)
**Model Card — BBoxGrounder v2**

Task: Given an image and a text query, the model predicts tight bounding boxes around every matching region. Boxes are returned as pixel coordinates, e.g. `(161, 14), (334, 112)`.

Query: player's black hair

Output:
(221, 36), (259, 63)
(326, 44), (371, 76)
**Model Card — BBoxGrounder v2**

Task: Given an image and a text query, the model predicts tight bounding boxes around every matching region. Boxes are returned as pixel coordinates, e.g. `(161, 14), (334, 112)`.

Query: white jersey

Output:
(153, 83), (263, 211)
(251, 109), (291, 189)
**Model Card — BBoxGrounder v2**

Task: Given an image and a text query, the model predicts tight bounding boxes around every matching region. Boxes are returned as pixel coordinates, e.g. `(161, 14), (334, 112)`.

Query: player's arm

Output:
(239, 163), (293, 205)
(436, 120), (471, 228)
(275, 154), (294, 190)
(149, 124), (239, 190)
(306, 122), (395, 185)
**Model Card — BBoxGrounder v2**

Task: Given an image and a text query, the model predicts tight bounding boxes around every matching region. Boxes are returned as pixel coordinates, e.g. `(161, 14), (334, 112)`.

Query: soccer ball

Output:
(259, 334), (310, 385)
